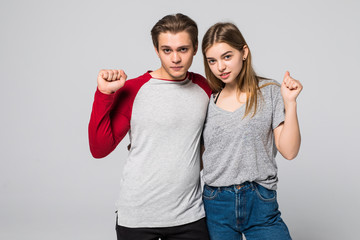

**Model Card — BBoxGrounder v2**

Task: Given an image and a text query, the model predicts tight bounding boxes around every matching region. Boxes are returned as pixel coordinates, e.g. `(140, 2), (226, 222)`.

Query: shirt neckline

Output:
(210, 94), (246, 114)
(146, 71), (189, 82)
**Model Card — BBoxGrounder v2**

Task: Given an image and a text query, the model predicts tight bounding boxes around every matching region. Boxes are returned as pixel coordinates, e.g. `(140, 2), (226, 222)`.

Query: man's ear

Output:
(193, 44), (198, 56)
(154, 46), (160, 57)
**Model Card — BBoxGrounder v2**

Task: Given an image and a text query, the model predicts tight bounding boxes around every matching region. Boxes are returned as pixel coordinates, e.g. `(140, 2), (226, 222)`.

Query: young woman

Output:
(201, 22), (302, 240)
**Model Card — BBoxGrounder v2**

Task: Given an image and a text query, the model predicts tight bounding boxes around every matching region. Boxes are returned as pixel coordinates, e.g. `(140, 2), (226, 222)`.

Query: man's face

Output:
(155, 31), (197, 80)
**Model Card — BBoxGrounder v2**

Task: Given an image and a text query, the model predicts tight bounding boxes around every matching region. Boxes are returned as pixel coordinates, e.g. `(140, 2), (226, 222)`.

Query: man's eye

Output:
(180, 48), (188, 52)
(163, 49), (171, 53)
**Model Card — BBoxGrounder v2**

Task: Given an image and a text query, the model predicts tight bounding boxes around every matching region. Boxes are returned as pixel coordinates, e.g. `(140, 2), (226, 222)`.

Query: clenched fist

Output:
(97, 69), (127, 95)
(281, 71), (303, 104)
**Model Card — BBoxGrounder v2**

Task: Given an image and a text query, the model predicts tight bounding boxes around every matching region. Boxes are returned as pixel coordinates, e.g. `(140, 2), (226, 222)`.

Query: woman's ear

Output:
(243, 45), (249, 60)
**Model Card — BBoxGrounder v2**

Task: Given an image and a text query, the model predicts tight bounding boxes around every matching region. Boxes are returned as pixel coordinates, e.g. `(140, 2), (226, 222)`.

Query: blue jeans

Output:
(203, 182), (291, 240)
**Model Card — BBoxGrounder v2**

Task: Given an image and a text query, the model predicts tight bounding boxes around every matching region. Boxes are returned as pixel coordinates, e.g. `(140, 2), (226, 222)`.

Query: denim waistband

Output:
(205, 181), (255, 192)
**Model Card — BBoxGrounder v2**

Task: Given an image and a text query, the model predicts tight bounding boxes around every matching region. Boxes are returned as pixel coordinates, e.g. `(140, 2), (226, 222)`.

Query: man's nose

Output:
(172, 52), (181, 63)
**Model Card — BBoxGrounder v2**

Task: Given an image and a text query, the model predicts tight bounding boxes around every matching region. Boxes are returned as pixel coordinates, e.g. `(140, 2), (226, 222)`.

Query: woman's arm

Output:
(274, 71), (303, 160)
(200, 144), (205, 171)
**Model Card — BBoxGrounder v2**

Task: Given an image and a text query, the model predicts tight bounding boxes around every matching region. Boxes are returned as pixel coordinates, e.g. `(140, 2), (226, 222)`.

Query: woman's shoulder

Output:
(259, 78), (281, 87)
(258, 78), (282, 99)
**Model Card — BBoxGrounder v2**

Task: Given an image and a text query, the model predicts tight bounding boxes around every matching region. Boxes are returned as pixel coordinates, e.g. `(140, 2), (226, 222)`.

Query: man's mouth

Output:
(171, 66), (183, 71)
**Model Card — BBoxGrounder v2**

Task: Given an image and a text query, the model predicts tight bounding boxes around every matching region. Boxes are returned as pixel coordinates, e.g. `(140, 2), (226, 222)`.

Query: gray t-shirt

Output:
(202, 80), (285, 190)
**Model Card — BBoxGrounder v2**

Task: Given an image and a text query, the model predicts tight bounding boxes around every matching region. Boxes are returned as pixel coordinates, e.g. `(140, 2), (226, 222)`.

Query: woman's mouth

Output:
(220, 72), (230, 79)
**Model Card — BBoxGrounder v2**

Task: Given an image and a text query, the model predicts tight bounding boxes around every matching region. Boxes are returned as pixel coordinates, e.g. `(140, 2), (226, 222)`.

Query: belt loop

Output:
(250, 182), (254, 190)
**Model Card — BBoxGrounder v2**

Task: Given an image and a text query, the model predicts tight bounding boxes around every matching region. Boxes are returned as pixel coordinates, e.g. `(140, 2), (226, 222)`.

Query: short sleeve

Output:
(271, 83), (285, 129)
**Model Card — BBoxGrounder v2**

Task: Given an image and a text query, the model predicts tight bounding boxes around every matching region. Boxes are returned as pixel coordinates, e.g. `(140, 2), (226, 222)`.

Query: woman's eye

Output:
(208, 60), (215, 65)
(224, 55), (232, 60)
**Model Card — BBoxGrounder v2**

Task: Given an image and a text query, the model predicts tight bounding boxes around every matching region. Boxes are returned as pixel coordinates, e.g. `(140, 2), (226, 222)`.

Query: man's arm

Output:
(88, 70), (129, 158)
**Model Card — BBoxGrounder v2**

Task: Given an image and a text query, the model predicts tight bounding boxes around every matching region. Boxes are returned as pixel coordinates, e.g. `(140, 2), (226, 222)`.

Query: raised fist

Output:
(281, 71), (303, 103)
(97, 69), (127, 95)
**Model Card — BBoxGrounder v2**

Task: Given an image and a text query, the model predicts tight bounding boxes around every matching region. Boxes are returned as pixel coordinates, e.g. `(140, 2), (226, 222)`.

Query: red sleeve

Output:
(88, 73), (151, 158)
(189, 72), (212, 98)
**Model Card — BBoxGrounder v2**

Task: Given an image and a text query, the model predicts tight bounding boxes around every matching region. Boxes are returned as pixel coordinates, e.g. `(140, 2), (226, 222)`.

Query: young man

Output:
(88, 14), (211, 240)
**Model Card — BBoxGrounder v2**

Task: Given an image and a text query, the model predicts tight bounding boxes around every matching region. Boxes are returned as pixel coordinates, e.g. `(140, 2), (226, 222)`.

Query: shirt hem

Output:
(116, 213), (206, 228)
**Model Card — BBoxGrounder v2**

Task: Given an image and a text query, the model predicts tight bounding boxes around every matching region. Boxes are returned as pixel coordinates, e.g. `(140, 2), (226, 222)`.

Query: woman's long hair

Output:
(202, 22), (271, 118)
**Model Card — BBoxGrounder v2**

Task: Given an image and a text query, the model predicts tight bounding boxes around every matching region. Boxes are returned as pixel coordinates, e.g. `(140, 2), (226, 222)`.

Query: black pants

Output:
(116, 218), (210, 240)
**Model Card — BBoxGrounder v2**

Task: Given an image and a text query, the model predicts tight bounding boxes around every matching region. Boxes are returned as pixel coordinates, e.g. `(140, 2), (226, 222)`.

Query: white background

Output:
(1, 0), (359, 239)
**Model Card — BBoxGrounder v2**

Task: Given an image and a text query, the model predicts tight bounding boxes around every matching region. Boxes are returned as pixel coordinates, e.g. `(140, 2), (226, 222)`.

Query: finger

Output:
(297, 81), (303, 91)
(111, 70), (118, 81)
(114, 70), (121, 80)
(114, 70), (119, 81)
(101, 70), (109, 80)
(287, 76), (298, 88)
(293, 80), (303, 91)
(283, 71), (290, 85)
(292, 79), (303, 90)
(284, 77), (291, 88)
(284, 71), (290, 82)
(99, 70), (104, 79)
(111, 70), (119, 80)
(285, 78), (294, 90)
(111, 70), (117, 81)
(119, 70), (127, 81)
(107, 70), (113, 81)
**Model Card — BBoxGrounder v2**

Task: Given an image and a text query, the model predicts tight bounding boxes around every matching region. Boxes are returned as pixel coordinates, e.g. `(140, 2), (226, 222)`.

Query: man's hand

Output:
(97, 69), (127, 95)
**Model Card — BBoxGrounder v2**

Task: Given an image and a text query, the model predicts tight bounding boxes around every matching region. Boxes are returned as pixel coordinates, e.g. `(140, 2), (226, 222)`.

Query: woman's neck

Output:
(221, 83), (248, 104)
(223, 83), (239, 96)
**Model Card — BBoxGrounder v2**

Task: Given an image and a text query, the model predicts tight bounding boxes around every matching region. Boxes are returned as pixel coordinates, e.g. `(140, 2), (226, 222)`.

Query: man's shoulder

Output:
(188, 72), (212, 97)
(188, 72), (206, 81)
(113, 71), (151, 99)
(125, 71), (152, 85)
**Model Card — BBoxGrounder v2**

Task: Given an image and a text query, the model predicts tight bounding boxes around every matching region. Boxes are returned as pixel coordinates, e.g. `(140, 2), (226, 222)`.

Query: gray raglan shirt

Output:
(89, 72), (212, 228)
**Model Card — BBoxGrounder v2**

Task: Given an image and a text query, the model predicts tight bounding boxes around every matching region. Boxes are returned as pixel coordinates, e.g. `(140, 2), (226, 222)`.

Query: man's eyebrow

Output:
(177, 45), (191, 48)
(159, 45), (192, 49)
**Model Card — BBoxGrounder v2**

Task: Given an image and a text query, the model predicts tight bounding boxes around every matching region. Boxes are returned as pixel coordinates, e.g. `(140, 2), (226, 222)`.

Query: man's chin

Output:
(170, 71), (187, 80)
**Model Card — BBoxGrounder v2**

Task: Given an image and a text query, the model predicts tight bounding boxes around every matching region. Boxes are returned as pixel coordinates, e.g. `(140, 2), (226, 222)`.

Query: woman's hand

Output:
(281, 71), (303, 104)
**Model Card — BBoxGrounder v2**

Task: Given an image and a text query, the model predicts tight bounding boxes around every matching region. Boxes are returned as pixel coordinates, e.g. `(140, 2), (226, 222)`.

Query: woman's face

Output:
(205, 42), (247, 85)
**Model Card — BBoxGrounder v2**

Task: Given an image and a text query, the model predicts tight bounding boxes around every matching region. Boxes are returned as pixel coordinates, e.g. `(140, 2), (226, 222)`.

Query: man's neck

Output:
(150, 68), (187, 81)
